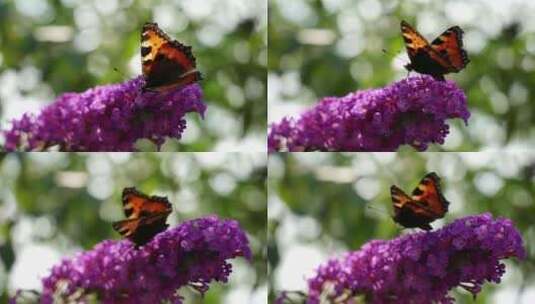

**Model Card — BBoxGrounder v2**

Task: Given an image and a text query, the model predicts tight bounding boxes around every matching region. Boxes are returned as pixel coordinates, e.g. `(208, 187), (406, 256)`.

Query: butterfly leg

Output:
(142, 87), (159, 93)
(432, 74), (446, 81)
(420, 223), (433, 231)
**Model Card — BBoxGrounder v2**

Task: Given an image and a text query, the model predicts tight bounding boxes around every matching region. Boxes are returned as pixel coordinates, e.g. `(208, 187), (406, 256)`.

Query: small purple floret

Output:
(3, 77), (206, 151)
(40, 215), (251, 304)
(268, 76), (470, 152)
(305, 213), (525, 304)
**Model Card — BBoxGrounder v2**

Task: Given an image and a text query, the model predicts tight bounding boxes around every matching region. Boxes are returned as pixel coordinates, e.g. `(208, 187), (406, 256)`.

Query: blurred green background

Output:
(0, 0), (267, 151)
(268, 0), (535, 151)
(268, 152), (535, 303)
(0, 152), (267, 304)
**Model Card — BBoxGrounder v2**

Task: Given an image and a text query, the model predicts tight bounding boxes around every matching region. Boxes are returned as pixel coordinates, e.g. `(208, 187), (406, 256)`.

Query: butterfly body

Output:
(400, 20), (469, 81)
(112, 187), (172, 247)
(141, 22), (202, 92)
(390, 172), (449, 230)
(403, 52), (451, 81)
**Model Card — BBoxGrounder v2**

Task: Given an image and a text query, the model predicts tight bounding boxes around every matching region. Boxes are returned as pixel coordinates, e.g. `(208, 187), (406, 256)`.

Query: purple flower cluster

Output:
(268, 76), (469, 152)
(2, 77), (206, 151)
(40, 215), (251, 304)
(305, 213), (525, 304)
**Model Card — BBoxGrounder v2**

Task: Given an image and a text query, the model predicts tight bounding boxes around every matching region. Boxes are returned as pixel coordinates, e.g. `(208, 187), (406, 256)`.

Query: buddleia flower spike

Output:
(277, 213), (525, 304)
(269, 75), (469, 152)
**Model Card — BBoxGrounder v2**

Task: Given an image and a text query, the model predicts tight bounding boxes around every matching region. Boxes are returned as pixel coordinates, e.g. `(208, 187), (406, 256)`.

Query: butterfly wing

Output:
(390, 185), (413, 218)
(141, 22), (202, 92)
(430, 26), (469, 72)
(112, 217), (141, 238)
(400, 21), (432, 61)
(122, 187), (172, 219)
(410, 172), (449, 219)
(400, 20), (455, 80)
(112, 212), (171, 246)
(391, 183), (438, 231)
(115, 187), (173, 246)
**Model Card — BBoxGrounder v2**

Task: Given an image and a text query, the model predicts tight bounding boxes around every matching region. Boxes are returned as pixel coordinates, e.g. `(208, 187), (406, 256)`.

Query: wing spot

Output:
(124, 208), (133, 218)
(141, 46), (152, 56)
(413, 188), (424, 196)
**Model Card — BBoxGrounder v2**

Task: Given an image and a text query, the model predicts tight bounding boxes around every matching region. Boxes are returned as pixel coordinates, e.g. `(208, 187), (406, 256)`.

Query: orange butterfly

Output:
(400, 20), (469, 81)
(141, 22), (202, 92)
(390, 172), (449, 230)
(112, 187), (172, 247)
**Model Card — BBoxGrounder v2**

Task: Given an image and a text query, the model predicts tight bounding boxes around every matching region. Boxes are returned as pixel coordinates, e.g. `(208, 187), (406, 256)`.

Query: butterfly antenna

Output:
(277, 290), (307, 304)
(382, 48), (410, 68)
(382, 48), (403, 59)
(113, 67), (128, 80)
(365, 203), (389, 216)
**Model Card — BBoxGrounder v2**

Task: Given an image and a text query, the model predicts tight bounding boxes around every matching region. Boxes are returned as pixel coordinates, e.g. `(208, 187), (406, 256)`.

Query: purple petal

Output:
(2, 77), (206, 151)
(40, 216), (250, 304)
(269, 75), (470, 152)
(305, 213), (525, 303)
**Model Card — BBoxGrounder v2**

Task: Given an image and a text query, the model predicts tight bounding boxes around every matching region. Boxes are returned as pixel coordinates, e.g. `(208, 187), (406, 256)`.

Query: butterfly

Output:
(112, 187), (172, 247)
(400, 20), (469, 81)
(390, 172), (450, 230)
(141, 22), (202, 92)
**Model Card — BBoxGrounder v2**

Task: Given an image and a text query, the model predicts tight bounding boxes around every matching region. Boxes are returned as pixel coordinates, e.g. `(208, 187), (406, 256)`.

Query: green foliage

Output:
(0, 152), (267, 302)
(269, 0), (535, 151)
(269, 152), (535, 303)
(0, 1), (266, 151)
